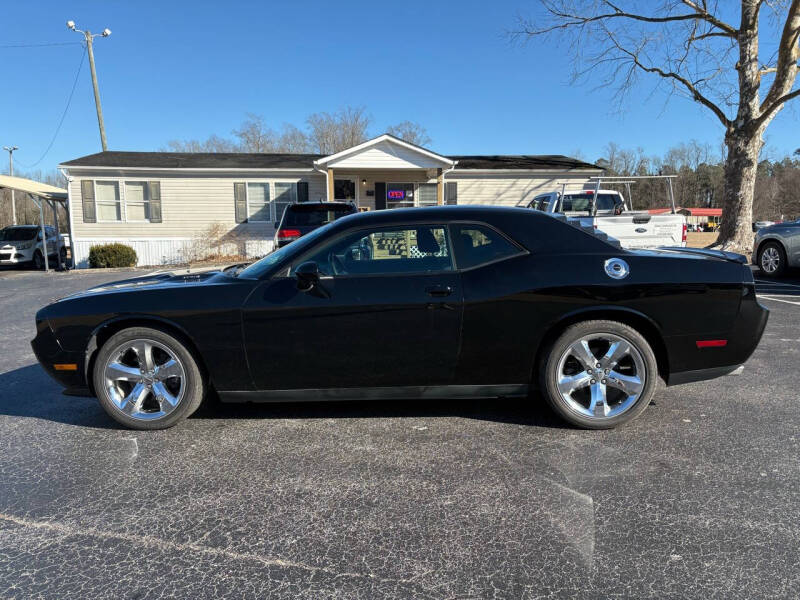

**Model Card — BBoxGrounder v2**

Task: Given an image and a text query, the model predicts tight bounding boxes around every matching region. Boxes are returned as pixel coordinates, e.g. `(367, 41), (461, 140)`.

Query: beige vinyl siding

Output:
(328, 140), (447, 170)
(446, 171), (598, 207)
(69, 172), (326, 239)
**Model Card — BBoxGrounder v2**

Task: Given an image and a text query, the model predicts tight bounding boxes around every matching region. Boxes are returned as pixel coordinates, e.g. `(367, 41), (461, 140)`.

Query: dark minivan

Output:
(274, 201), (357, 247)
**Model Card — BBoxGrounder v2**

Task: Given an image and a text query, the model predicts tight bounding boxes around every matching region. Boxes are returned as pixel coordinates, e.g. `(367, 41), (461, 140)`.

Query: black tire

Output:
(93, 326), (206, 430)
(32, 250), (44, 270)
(757, 241), (787, 278)
(59, 246), (68, 268)
(540, 320), (658, 429)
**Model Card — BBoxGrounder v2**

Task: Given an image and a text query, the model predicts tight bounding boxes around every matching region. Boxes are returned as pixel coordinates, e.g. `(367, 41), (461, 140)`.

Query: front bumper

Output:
(0, 248), (33, 265)
(31, 318), (90, 393)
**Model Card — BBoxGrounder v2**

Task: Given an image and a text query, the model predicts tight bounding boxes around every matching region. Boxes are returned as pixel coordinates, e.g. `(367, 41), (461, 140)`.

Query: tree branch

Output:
(605, 30), (731, 127)
(524, 0), (737, 36)
(680, 0), (739, 35)
(760, 0), (800, 112)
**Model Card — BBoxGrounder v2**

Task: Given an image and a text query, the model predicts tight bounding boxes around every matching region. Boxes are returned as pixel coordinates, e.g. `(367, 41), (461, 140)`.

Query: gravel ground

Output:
(0, 267), (798, 599)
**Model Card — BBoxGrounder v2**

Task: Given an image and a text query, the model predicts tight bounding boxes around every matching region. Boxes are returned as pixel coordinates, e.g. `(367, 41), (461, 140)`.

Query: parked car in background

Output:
(33, 206), (767, 431)
(528, 189), (686, 248)
(752, 218), (800, 277)
(274, 201), (357, 248)
(0, 225), (65, 269)
(753, 220), (776, 232)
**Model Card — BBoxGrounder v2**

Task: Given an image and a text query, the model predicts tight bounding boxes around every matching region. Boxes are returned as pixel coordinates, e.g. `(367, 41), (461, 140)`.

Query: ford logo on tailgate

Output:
(635, 227), (647, 233)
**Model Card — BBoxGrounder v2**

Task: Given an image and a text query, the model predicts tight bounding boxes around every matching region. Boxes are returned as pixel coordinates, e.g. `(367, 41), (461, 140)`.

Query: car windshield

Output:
(0, 227), (37, 242)
(237, 223), (333, 279)
(282, 205), (353, 227)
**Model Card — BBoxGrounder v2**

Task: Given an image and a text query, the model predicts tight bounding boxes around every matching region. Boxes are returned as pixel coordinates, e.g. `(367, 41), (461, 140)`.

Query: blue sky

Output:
(1, 0), (798, 173)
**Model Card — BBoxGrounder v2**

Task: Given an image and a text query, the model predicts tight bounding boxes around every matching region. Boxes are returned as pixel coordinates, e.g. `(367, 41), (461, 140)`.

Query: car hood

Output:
(62, 270), (228, 299)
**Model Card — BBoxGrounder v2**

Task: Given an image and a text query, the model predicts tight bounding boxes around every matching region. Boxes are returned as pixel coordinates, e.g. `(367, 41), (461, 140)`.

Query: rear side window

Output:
(283, 205), (354, 227)
(451, 224), (523, 270)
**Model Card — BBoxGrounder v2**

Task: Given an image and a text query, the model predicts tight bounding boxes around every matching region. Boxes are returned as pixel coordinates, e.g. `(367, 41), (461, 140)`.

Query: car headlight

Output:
(16, 242), (34, 250)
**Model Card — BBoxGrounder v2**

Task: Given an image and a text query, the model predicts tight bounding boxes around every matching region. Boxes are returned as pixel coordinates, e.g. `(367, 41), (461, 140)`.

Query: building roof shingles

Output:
(61, 151), (601, 171)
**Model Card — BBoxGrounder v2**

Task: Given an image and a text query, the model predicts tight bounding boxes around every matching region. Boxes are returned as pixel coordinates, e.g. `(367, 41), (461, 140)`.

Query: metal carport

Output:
(0, 174), (71, 271)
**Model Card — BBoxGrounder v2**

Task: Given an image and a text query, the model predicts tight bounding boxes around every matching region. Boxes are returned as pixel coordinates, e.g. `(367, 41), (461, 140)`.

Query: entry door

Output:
(334, 178), (357, 204)
(242, 224), (462, 390)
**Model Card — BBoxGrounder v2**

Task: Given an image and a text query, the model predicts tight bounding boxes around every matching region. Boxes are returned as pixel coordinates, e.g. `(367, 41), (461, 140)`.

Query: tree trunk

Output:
(717, 129), (763, 254)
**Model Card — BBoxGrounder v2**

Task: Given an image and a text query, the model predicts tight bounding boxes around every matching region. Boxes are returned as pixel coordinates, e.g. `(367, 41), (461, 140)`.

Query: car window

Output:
(451, 224), (523, 270)
(530, 195), (551, 211)
(282, 205), (354, 227)
(293, 225), (453, 276)
(1, 228), (37, 242)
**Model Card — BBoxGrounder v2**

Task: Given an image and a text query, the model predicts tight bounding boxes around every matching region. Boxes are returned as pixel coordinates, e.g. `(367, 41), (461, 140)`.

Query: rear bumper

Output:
(669, 364), (744, 385)
(666, 292), (769, 386)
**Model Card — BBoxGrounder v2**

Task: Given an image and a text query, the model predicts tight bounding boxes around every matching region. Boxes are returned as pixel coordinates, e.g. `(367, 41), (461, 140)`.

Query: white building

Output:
(59, 133), (601, 268)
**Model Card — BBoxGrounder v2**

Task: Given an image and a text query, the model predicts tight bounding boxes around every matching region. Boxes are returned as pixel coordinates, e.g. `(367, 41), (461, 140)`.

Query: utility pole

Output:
(3, 146), (18, 225)
(67, 20), (111, 151)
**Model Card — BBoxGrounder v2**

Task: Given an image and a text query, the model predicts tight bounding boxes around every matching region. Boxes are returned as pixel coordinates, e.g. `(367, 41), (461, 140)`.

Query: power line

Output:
(15, 48), (86, 170)
(0, 41), (81, 48)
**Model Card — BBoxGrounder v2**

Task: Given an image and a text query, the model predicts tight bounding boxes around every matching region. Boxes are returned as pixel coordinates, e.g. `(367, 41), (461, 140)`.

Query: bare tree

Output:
(233, 114), (279, 153)
(306, 106), (371, 154)
(386, 121), (432, 146)
(518, 0), (800, 253)
(164, 135), (238, 153)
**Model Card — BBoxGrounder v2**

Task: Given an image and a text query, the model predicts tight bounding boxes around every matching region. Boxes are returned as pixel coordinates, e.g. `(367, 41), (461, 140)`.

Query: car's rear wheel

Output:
(541, 320), (658, 429)
(758, 241), (786, 278)
(93, 327), (205, 430)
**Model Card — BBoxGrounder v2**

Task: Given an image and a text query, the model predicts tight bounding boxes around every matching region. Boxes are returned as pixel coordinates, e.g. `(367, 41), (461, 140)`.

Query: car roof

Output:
(332, 204), (537, 226)
(2, 225), (41, 229)
(290, 201), (354, 208)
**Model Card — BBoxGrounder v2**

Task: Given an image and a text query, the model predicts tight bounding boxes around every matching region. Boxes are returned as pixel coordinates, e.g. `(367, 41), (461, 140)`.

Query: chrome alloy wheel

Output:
(102, 338), (186, 421)
(760, 246), (781, 273)
(555, 333), (646, 420)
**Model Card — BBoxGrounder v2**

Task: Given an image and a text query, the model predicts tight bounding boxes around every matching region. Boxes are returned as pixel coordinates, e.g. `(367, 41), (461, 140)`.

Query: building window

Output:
(386, 183), (415, 209)
(247, 183), (271, 222)
(274, 182), (297, 224)
(95, 181), (121, 221)
(125, 182), (150, 221)
(417, 183), (438, 206)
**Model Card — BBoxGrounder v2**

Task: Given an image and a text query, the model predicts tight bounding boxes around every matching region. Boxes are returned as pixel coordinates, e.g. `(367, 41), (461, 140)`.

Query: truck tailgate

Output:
(589, 213), (685, 249)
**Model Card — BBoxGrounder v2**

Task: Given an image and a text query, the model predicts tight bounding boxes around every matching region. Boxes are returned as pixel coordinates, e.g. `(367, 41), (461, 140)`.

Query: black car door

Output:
(242, 224), (463, 390)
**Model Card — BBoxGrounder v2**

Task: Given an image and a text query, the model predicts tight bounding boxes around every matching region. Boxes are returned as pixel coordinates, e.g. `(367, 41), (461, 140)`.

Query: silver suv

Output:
(0, 225), (64, 269)
(752, 219), (800, 277)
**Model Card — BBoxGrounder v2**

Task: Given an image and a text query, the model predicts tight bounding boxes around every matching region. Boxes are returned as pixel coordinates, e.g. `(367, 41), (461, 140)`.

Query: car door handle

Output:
(426, 285), (453, 297)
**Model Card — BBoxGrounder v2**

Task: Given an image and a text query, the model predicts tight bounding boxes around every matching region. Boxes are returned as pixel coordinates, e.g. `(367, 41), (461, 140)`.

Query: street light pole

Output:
(67, 21), (111, 151)
(3, 145), (18, 225)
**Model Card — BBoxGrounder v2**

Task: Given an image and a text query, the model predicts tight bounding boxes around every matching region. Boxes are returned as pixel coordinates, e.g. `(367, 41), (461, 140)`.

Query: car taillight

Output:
(276, 228), (301, 241)
(682, 223), (687, 243)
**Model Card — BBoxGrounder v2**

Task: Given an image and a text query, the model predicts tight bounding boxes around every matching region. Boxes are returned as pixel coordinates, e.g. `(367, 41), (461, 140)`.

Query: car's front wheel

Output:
(93, 327), (206, 430)
(32, 251), (44, 270)
(541, 320), (658, 429)
(758, 241), (786, 278)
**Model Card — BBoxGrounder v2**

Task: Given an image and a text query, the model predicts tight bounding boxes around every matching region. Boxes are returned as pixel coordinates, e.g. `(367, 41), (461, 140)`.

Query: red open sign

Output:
(387, 190), (405, 199)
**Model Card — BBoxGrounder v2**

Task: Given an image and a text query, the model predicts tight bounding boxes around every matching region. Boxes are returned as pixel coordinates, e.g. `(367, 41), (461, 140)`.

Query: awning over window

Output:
(0, 175), (67, 202)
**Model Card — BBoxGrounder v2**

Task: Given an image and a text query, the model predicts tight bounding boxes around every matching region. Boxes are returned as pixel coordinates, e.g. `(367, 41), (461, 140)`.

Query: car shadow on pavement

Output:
(0, 364), (120, 430)
(0, 363), (570, 430)
(193, 393), (570, 429)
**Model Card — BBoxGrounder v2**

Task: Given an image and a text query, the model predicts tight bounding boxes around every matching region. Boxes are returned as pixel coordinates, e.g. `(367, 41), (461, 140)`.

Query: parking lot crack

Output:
(0, 512), (422, 586)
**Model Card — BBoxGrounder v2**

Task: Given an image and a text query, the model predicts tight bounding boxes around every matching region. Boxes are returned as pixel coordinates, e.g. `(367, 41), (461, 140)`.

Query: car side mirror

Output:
(295, 261), (320, 292)
(614, 204), (624, 216)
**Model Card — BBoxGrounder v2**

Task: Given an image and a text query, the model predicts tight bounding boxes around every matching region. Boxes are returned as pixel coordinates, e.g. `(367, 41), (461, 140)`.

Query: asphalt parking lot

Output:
(0, 267), (798, 599)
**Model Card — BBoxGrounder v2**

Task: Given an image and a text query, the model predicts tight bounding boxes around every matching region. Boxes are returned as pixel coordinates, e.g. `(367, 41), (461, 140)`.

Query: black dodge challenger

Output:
(32, 206), (768, 430)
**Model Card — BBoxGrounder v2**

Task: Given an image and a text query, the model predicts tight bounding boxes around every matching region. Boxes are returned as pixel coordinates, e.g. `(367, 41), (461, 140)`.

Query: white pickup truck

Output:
(528, 189), (686, 249)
